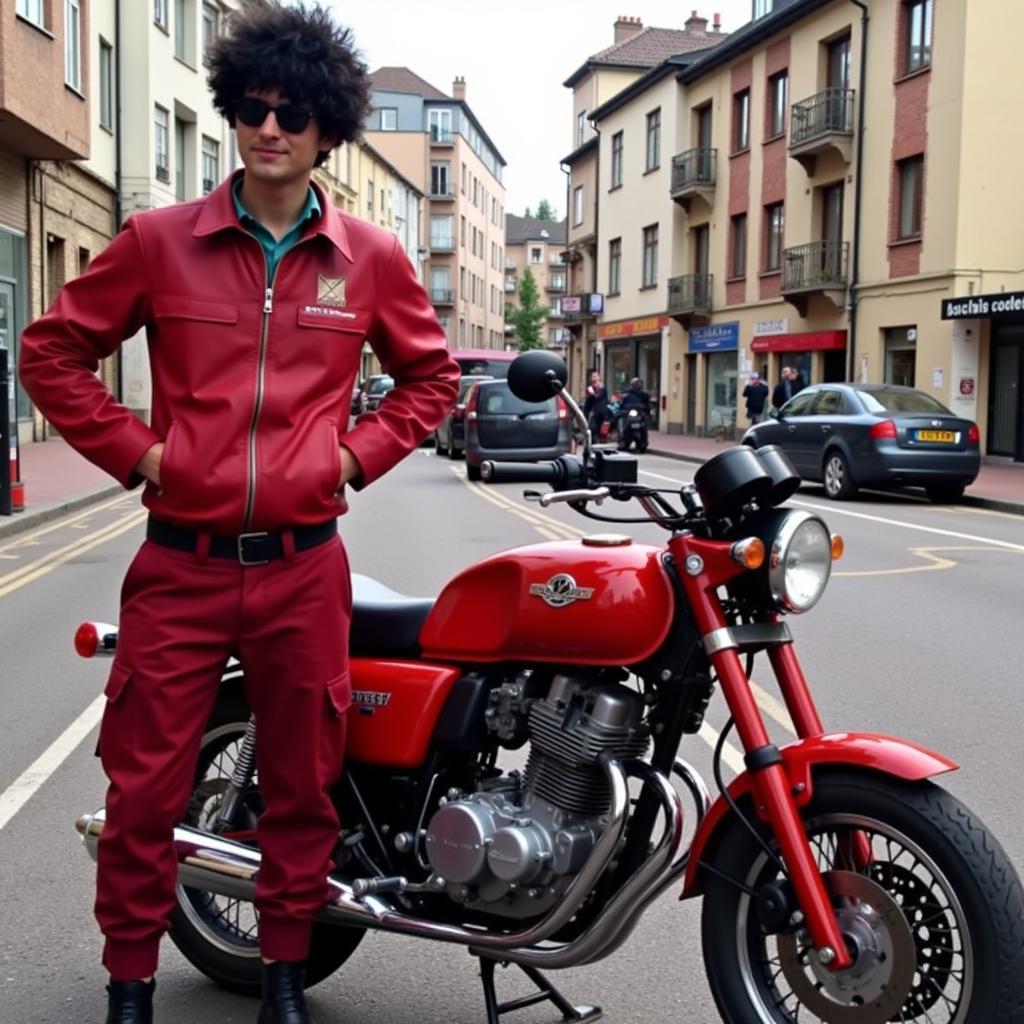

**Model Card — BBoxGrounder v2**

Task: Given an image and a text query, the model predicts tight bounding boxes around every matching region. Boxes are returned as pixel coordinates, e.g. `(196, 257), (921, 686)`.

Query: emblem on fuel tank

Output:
(529, 573), (595, 608)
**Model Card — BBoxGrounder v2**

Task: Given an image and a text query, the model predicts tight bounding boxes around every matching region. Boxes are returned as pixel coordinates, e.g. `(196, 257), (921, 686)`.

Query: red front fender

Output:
(680, 732), (957, 900)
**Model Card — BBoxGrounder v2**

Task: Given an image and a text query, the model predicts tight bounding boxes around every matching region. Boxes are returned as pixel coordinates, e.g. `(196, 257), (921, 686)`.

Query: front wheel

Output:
(701, 770), (1024, 1023)
(167, 688), (364, 995)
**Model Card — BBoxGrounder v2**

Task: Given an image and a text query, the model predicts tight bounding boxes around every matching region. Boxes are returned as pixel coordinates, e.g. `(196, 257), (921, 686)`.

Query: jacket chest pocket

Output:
(296, 306), (371, 337)
(152, 297), (241, 353)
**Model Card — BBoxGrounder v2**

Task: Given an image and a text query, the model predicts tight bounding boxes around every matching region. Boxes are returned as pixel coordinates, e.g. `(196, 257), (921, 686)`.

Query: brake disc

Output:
(776, 870), (916, 1024)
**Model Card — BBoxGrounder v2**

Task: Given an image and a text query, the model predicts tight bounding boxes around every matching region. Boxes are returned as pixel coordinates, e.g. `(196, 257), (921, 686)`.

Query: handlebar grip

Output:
(480, 455), (586, 487)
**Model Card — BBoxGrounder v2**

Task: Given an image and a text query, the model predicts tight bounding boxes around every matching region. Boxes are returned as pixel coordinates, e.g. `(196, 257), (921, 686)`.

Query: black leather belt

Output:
(146, 516), (338, 566)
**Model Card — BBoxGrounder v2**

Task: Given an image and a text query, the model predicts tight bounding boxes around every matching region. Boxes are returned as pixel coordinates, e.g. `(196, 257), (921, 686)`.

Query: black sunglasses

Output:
(234, 97), (317, 134)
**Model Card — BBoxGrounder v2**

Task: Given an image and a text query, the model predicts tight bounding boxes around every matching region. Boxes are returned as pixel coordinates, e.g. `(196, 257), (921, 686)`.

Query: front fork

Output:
(672, 533), (855, 971)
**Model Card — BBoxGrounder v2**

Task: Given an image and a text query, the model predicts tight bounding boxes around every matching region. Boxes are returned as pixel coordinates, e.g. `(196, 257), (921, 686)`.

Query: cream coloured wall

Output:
(85, 0), (117, 189)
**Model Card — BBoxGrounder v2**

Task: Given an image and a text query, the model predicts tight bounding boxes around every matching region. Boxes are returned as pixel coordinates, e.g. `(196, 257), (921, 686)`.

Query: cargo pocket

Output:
(319, 671), (350, 787)
(96, 662), (134, 766)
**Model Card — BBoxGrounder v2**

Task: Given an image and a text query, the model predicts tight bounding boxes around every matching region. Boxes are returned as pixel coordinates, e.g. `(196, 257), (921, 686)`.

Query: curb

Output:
(0, 483), (126, 541)
(648, 447), (1024, 517)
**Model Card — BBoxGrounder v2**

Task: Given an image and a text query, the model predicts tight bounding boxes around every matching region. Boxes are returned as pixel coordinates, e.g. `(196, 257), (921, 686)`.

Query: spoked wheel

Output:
(167, 691), (364, 995)
(701, 771), (1024, 1023)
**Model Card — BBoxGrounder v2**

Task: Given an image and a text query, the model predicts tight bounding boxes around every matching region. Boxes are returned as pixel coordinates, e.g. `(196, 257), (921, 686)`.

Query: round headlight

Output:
(768, 511), (832, 613)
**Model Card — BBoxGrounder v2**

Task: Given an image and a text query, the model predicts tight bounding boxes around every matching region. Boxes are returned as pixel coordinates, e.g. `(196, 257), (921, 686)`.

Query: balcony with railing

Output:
(670, 148), (716, 210)
(546, 278), (566, 294)
(561, 293), (604, 323)
(667, 273), (713, 326)
(780, 240), (849, 314)
(789, 88), (854, 173)
(428, 186), (456, 201)
(429, 235), (455, 254)
(429, 288), (455, 306)
(429, 127), (455, 146)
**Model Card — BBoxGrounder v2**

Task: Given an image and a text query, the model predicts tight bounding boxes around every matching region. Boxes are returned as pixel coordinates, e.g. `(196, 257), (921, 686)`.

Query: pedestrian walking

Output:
(583, 370), (610, 435)
(18, 3), (459, 1022)
(772, 367), (794, 411)
(742, 372), (770, 424)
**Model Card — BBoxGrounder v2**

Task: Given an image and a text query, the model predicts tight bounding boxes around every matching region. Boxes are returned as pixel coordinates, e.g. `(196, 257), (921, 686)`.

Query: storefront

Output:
(598, 315), (667, 429)
(942, 291), (1024, 462)
(750, 329), (847, 392)
(689, 322), (739, 436)
(0, 150), (30, 438)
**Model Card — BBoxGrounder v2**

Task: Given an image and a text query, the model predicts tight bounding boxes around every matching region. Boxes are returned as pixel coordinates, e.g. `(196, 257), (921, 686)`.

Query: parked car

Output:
(434, 375), (493, 459)
(463, 378), (572, 481)
(355, 374), (395, 414)
(741, 382), (980, 502)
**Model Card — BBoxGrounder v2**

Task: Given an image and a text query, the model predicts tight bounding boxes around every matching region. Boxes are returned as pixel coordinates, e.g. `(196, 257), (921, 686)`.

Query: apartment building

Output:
(560, 13), (727, 402)
(571, 0), (1024, 461)
(504, 215), (568, 351)
(364, 68), (507, 350)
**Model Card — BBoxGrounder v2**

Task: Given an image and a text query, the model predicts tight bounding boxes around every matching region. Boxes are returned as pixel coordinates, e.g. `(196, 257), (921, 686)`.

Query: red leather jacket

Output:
(20, 174), (459, 532)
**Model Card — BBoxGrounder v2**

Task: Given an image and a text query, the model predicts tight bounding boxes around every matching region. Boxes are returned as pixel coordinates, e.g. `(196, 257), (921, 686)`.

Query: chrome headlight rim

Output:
(767, 510), (832, 614)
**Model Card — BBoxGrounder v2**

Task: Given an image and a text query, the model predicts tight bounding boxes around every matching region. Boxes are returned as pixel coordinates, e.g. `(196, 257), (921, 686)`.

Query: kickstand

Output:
(476, 956), (602, 1024)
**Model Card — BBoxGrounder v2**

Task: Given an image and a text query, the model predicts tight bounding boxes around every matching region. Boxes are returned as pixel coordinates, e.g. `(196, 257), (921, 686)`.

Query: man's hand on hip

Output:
(135, 443), (164, 487)
(338, 444), (362, 488)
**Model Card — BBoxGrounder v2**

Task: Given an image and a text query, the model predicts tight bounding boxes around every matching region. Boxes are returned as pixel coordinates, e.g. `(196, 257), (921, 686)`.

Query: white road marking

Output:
(0, 694), (106, 831)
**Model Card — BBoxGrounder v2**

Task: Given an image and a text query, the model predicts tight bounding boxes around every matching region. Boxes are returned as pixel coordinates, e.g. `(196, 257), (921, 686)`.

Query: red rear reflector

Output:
(868, 419), (897, 440)
(968, 423), (980, 444)
(558, 398), (568, 421)
(74, 622), (99, 659)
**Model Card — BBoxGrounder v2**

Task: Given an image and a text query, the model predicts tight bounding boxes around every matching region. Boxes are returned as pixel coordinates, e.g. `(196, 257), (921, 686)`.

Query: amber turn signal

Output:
(830, 533), (845, 561)
(731, 537), (766, 570)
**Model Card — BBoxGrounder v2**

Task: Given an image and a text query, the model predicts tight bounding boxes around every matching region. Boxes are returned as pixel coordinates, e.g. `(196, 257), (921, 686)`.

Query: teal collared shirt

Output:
(233, 177), (321, 281)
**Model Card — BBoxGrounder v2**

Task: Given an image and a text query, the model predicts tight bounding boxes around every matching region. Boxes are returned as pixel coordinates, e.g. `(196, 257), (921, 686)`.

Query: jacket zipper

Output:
(242, 262), (274, 531)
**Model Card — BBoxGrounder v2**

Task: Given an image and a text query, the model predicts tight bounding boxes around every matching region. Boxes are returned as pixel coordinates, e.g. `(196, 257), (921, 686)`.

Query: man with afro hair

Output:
(20, 2), (459, 1022)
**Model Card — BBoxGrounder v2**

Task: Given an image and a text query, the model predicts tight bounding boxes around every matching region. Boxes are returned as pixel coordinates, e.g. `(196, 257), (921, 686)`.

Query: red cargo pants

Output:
(95, 530), (351, 981)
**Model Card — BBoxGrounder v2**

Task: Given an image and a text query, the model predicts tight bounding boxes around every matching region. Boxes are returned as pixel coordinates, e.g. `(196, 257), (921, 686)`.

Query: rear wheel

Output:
(701, 771), (1024, 1023)
(926, 484), (965, 503)
(822, 450), (857, 500)
(167, 689), (364, 995)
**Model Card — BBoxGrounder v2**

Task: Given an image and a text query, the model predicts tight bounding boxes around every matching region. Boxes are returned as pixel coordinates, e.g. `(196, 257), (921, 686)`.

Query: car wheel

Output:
(466, 462), (482, 481)
(926, 483), (965, 503)
(433, 431), (444, 454)
(822, 450), (857, 500)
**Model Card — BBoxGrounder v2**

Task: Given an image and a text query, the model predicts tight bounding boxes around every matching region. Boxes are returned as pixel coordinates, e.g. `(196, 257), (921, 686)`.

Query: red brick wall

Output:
(760, 135), (786, 301)
(727, 149), (750, 305)
(763, 37), (791, 137)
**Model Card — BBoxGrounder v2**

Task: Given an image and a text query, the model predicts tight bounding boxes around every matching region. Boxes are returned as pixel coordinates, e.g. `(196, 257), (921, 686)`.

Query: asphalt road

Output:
(0, 448), (1021, 1023)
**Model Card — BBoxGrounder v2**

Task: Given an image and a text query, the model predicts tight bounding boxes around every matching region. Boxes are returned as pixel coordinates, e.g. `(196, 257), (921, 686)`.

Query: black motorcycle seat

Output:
(350, 573), (435, 658)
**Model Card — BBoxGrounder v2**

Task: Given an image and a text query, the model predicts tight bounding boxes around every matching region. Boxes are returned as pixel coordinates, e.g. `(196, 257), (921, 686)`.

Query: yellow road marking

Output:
(0, 491), (135, 556)
(0, 508), (147, 599)
(834, 543), (1021, 577)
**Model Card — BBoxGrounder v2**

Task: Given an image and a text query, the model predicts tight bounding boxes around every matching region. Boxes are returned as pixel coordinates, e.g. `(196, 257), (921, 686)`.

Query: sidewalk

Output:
(2, 430), (1023, 541)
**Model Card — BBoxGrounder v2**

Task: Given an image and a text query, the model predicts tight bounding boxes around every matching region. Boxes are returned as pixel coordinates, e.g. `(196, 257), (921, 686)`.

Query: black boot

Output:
(257, 961), (316, 1024)
(105, 979), (155, 1023)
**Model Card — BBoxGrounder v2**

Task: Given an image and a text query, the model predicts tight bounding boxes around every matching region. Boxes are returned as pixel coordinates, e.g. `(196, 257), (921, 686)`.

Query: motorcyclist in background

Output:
(617, 377), (650, 452)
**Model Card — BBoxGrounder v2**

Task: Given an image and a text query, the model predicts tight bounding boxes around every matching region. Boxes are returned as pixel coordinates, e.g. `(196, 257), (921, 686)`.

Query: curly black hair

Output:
(206, 0), (371, 165)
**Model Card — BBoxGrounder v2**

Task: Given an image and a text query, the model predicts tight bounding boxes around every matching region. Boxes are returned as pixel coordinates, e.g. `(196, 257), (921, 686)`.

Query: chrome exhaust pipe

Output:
(75, 755), (632, 955)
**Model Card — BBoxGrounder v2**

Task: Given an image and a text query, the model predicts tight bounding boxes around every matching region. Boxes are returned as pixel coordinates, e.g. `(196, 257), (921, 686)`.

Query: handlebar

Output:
(480, 455), (587, 488)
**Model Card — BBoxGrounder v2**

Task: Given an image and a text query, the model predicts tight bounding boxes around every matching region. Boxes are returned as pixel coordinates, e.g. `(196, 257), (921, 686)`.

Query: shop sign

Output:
(688, 321), (739, 352)
(598, 315), (668, 340)
(941, 291), (1024, 320)
(751, 330), (846, 353)
(753, 317), (789, 337)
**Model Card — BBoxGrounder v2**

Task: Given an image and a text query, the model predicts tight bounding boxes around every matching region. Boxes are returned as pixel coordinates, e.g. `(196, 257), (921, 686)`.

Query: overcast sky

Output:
(327, 1), (755, 219)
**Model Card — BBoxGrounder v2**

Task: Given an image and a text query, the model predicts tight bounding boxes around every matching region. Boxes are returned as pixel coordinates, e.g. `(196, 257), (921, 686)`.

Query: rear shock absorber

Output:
(213, 715), (258, 834)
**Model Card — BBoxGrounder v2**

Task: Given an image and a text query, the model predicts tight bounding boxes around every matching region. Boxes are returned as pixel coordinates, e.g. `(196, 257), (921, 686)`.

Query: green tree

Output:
(509, 267), (548, 351)
(535, 199), (556, 221)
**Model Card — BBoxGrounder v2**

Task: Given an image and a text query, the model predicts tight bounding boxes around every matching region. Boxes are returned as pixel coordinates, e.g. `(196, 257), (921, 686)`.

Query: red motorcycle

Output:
(74, 351), (1024, 1023)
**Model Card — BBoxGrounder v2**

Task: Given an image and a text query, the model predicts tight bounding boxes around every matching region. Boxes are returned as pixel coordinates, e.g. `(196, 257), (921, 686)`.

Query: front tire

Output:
(926, 483), (965, 503)
(822, 450), (857, 500)
(701, 770), (1024, 1023)
(167, 688), (364, 995)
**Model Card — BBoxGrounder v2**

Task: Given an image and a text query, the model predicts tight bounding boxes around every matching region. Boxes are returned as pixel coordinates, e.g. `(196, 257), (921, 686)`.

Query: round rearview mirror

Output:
(507, 350), (568, 403)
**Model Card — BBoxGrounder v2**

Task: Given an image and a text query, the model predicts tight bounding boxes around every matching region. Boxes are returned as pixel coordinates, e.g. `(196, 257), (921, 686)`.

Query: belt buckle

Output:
(237, 531), (271, 566)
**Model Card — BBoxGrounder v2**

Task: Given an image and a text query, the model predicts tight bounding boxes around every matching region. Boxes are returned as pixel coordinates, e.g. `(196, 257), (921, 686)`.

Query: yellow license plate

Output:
(917, 430), (955, 443)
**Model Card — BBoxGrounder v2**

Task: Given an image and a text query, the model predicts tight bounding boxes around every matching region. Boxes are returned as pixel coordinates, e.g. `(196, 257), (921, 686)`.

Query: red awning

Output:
(751, 330), (847, 353)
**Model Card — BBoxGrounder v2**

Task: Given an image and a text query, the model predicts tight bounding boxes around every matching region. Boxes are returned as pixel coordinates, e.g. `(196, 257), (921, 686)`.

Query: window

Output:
(764, 203), (784, 271)
(573, 185), (584, 226)
(642, 224), (658, 288)
(430, 162), (450, 196)
(367, 178), (374, 217)
(530, 247), (542, 264)
(576, 110), (587, 148)
(16, 0), (44, 26)
(460, 215), (466, 246)
(730, 213), (748, 279)
(201, 2), (218, 51)
(63, 0), (81, 90)
(608, 238), (621, 294)
(733, 89), (750, 152)
(430, 214), (454, 249)
(201, 135), (219, 194)
(155, 0), (167, 30)
(78, 247), (90, 274)
(904, 0), (933, 73)
(154, 105), (170, 182)
(428, 108), (452, 143)
(645, 109), (661, 171)
(897, 156), (924, 238)
(175, 117), (187, 201)
(174, 0), (196, 63)
(379, 107), (397, 131)
(611, 131), (624, 189)
(884, 327), (917, 386)
(767, 72), (788, 138)
(99, 40), (114, 130)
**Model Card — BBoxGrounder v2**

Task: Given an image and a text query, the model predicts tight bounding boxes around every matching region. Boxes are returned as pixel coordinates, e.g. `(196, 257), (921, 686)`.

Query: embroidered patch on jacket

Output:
(316, 274), (347, 307)
(301, 305), (358, 319)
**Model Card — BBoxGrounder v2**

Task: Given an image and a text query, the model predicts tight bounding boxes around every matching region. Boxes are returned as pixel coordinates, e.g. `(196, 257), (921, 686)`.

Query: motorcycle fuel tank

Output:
(419, 538), (675, 665)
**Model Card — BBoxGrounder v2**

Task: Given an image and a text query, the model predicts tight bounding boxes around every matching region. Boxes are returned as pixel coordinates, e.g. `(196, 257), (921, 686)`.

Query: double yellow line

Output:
(0, 497), (147, 600)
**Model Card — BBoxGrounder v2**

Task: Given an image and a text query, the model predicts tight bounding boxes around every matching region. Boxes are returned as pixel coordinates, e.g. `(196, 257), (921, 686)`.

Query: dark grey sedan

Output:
(741, 383), (981, 502)
(463, 378), (572, 481)
(434, 375), (492, 459)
